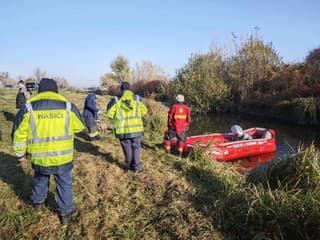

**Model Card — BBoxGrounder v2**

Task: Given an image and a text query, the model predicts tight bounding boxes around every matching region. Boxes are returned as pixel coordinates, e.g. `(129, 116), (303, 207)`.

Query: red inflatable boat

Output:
(230, 152), (276, 171)
(169, 127), (276, 161)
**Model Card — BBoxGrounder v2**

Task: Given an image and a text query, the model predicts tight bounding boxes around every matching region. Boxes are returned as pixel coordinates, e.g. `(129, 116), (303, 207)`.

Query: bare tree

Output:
(34, 67), (46, 82)
(132, 60), (168, 82)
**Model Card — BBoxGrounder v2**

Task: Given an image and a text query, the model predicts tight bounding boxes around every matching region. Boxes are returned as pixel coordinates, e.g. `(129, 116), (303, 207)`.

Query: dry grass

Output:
(2, 89), (320, 240)
(0, 90), (223, 240)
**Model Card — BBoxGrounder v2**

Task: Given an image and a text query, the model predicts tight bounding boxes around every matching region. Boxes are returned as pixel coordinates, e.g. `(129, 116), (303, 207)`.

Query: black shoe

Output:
(33, 202), (45, 212)
(122, 164), (131, 171)
(135, 169), (142, 173)
(60, 213), (72, 228)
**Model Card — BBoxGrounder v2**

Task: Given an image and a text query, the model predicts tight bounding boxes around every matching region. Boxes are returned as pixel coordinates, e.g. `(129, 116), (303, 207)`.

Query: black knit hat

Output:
(38, 78), (58, 93)
(120, 81), (131, 91)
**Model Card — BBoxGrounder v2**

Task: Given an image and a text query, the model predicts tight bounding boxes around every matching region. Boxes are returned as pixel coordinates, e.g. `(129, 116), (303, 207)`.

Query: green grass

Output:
(1, 89), (320, 239)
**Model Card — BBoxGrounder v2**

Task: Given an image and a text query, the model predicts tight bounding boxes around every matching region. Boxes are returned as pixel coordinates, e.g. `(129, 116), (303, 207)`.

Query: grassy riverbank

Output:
(1, 89), (320, 239)
(238, 97), (320, 125)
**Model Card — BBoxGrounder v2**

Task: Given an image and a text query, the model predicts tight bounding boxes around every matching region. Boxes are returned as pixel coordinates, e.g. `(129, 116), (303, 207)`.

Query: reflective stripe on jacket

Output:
(12, 91), (85, 167)
(106, 90), (148, 139)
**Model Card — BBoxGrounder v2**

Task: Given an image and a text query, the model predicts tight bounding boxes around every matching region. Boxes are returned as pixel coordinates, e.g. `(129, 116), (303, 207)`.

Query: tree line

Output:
(101, 34), (320, 124)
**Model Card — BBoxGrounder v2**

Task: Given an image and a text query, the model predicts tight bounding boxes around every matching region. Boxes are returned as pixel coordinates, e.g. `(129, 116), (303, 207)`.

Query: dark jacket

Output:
(83, 94), (99, 118)
(16, 91), (27, 109)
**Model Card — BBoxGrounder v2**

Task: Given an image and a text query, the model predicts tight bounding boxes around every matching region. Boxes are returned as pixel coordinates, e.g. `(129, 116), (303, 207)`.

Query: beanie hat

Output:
(38, 78), (58, 93)
(120, 82), (131, 91)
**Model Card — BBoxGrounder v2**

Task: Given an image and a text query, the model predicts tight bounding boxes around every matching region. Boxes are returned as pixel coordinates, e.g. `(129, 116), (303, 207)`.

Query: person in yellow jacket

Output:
(11, 78), (85, 227)
(106, 82), (148, 173)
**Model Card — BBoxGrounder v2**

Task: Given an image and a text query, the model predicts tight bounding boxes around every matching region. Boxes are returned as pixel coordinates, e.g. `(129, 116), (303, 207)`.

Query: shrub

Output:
(143, 99), (167, 141)
(172, 52), (230, 113)
(132, 80), (168, 100)
(107, 85), (120, 96)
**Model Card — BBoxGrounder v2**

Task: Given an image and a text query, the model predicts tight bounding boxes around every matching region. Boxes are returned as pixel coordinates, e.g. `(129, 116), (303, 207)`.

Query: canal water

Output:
(188, 113), (320, 169)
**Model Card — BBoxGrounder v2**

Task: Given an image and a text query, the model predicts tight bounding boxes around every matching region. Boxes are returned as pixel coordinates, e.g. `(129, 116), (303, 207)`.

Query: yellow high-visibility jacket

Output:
(106, 90), (148, 139)
(12, 91), (85, 167)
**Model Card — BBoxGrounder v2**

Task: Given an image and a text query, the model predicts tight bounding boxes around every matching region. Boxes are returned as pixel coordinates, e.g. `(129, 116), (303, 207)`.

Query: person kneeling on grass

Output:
(12, 78), (85, 227)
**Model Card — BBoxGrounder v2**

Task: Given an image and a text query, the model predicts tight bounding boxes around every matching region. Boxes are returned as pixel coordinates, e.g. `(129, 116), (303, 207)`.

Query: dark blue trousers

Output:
(120, 137), (142, 171)
(30, 162), (74, 215)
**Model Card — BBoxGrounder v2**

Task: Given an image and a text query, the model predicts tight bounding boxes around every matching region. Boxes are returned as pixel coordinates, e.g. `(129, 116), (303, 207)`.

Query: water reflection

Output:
(228, 152), (276, 172)
(188, 113), (320, 169)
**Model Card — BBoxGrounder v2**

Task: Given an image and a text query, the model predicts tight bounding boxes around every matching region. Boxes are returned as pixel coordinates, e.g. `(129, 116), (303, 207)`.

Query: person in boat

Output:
(230, 124), (253, 141)
(164, 94), (191, 157)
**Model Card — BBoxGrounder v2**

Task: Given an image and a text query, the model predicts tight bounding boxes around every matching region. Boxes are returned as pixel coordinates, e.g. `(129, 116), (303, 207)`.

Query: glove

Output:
(18, 155), (28, 163)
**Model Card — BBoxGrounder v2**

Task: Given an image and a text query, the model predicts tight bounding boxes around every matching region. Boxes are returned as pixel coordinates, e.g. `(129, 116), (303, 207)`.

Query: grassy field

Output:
(1, 89), (320, 240)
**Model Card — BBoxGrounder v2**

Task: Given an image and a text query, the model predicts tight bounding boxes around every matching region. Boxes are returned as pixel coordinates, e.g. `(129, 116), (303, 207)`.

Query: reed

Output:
(184, 145), (320, 239)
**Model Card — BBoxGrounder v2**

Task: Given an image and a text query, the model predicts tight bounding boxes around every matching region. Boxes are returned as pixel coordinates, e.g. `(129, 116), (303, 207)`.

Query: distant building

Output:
(0, 72), (16, 88)
(5, 84), (14, 89)
(0, 72), (9, 88)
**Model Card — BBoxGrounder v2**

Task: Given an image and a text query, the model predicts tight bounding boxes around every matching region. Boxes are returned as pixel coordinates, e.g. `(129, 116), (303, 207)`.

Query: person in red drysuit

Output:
(164, 94), (191, 156)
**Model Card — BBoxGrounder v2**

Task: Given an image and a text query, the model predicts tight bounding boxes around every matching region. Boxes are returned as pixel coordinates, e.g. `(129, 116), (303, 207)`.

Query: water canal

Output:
(188, 113), (320, 169)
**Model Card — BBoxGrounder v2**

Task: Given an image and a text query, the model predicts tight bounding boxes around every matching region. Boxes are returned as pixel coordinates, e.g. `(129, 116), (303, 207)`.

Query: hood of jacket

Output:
(119, 90), (135, 111)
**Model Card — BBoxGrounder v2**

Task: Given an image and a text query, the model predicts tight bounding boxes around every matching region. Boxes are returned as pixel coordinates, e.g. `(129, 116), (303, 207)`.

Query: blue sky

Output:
(1, 0), (319, 87)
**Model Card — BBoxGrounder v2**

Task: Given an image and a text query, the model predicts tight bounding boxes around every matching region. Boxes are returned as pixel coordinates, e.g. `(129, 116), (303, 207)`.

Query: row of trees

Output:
(100, 56), (169, 89)
(171, 34), (320, 114)
(99, 32), (319, 123)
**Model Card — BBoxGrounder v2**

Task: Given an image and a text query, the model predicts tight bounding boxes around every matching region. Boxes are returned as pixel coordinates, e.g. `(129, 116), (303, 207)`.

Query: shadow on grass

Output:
(0, 152), (56, 212)
(184, 165), (251, 240)
(2, 110), (16, 123)
(76, 131), (90, 141)
(141, 141), (162, 152)
(75, 137), (123, 169)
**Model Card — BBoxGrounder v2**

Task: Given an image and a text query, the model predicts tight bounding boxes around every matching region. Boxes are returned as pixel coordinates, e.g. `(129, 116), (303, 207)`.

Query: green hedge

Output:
(238, 97), (320, 125)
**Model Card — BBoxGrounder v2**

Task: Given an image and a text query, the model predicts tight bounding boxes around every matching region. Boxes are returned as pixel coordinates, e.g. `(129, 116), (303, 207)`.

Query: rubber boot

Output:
(60, 213), (72, 228)
(164, 140), (171, 154)
(33, 202), (45, 213)
(178, 141), (185, 158)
